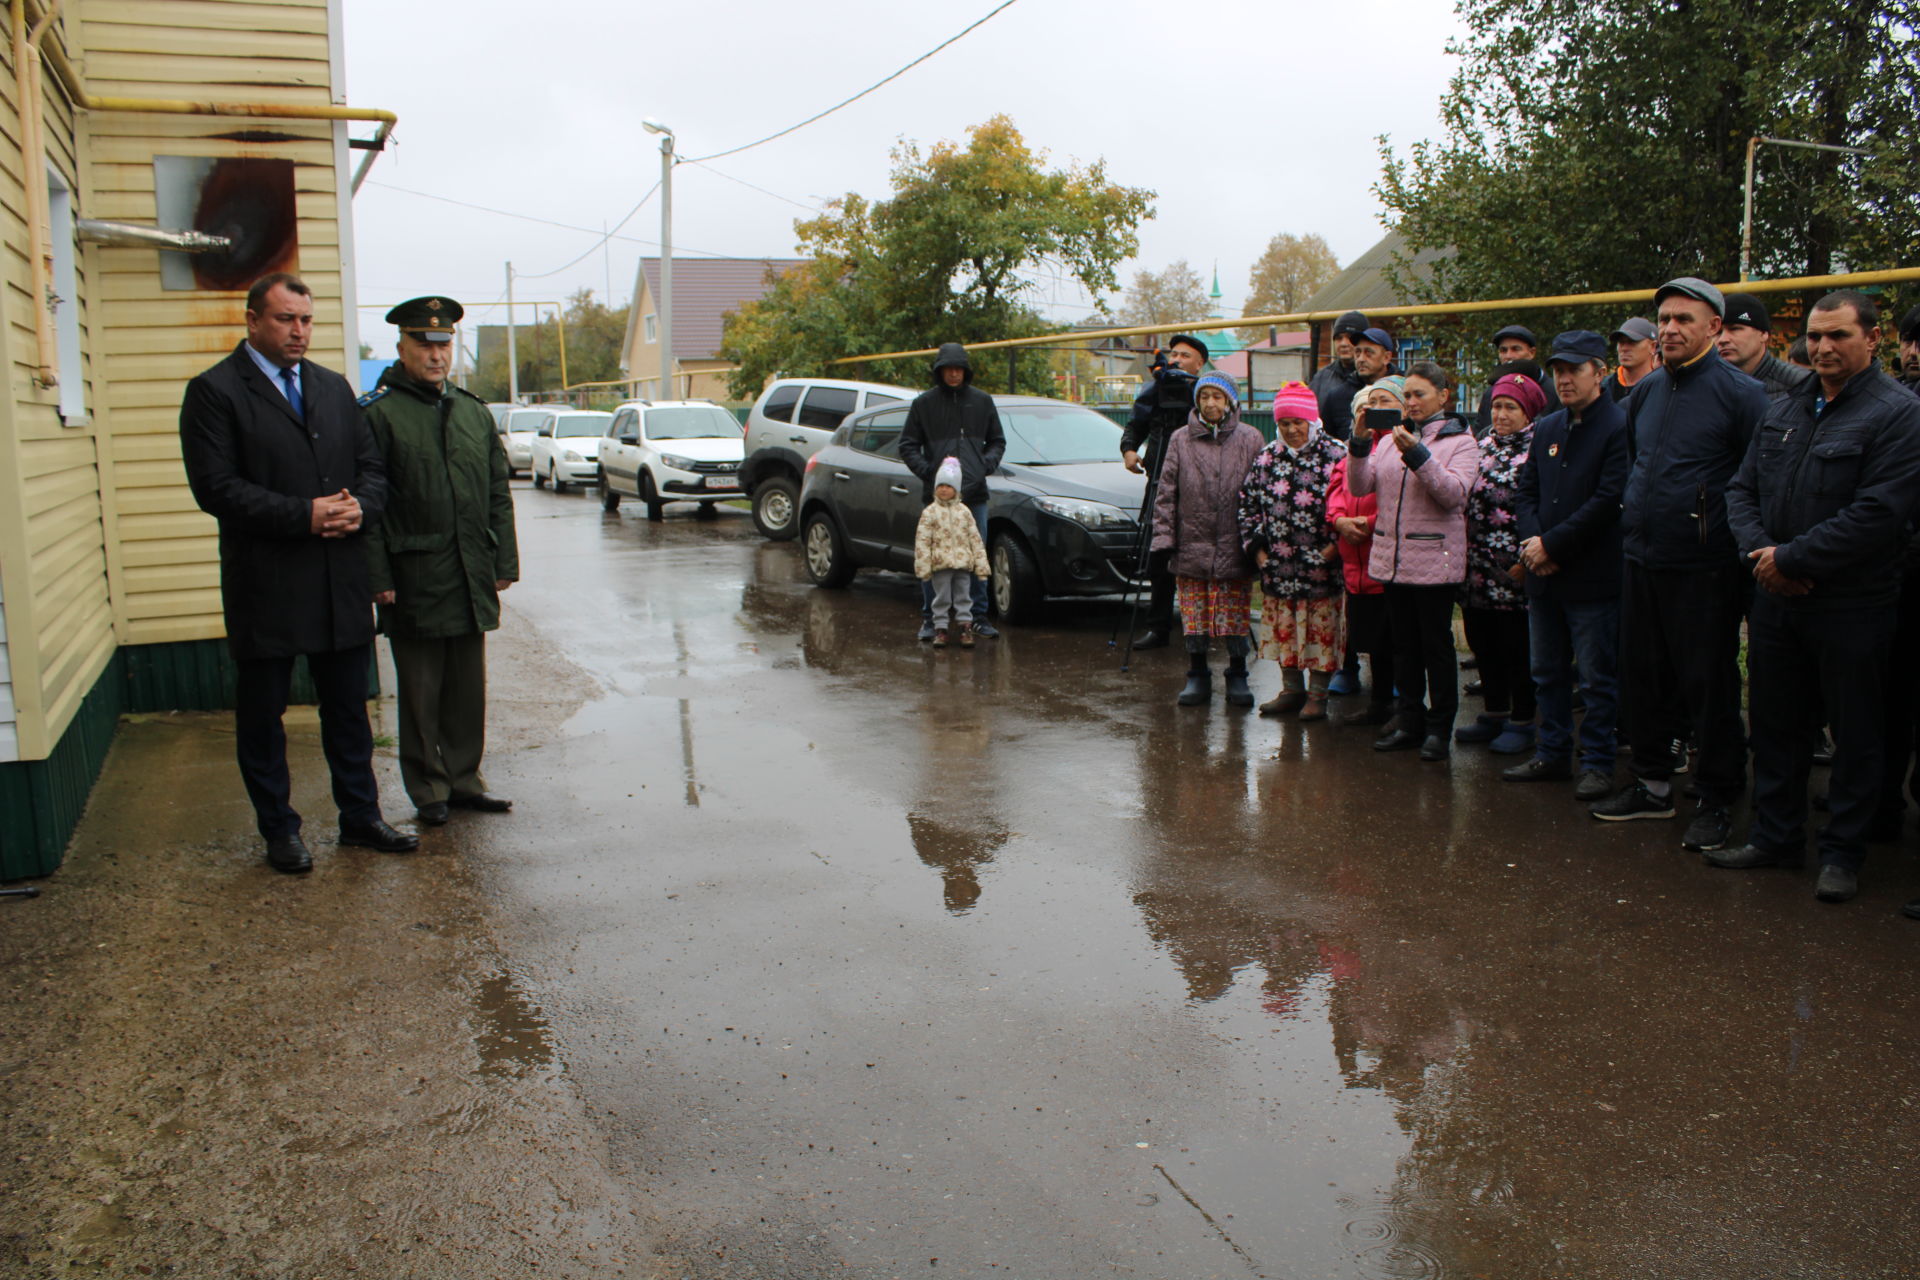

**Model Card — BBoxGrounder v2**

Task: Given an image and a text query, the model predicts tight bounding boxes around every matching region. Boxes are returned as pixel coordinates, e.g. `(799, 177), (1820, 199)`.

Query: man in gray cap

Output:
(360, 296), (520, 826)
(1589, 277), (1768, 857)
(1605, 317), (1658, 402)
(1716, 291), (1813, 412)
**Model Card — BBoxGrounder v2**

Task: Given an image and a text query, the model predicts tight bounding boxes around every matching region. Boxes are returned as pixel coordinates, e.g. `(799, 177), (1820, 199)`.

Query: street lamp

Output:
(642, 118), (674, 400)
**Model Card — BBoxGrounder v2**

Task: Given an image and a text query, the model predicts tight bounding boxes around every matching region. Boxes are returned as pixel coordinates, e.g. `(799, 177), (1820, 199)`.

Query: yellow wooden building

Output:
(0, 0), (392, 876)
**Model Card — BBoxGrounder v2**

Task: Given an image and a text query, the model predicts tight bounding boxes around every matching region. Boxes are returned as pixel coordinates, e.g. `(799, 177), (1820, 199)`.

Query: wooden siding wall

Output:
(83, 0), (348, 656)
(0, 0), (350, 761)
(0, 8), (114, 763)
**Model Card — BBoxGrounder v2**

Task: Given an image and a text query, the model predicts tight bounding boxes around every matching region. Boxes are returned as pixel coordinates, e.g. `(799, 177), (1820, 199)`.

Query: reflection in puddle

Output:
(473, 969), (555, 1079)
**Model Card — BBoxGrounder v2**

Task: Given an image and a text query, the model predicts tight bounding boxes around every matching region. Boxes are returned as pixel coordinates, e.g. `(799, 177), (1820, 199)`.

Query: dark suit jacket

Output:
(1514, 391), (1629, 602)
(179, 342), (387, 660)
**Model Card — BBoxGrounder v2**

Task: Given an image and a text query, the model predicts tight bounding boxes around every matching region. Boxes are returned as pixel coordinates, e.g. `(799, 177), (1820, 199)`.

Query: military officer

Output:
(360, 296), (520, 825)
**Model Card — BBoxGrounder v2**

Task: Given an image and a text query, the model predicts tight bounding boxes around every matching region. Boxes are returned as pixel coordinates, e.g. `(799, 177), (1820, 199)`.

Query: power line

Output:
(683, 0), (1023, 164)
(517, 180), (661, 279)
(680, 159), (820, 213)
(362, 179), (738, 260)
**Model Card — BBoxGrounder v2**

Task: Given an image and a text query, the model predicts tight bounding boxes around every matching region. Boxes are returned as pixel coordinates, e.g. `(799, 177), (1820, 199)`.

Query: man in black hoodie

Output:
(900, 343), (1007, 639)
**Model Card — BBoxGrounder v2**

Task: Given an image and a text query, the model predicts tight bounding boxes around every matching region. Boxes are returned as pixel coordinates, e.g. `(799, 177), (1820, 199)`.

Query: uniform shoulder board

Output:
(453, 384), (487, 404)
(356, 386), (390, 408)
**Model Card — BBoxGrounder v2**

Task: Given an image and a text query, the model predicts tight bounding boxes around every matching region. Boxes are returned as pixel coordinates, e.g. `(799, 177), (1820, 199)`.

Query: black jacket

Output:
(1514, 392), (1629, 602)
(1745, 351), (1815, 415)
(179, 343), (387, 660)
(1309, 360), (1367, 441)
(1620, 347), (1769, 572)
(1121, 365), (1199, 462)
(899, 344), (1006, 506)
(1726, 365), (1920, 611)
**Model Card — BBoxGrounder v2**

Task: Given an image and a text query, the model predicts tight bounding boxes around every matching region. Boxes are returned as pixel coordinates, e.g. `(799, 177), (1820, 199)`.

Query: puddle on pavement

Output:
(472, 968), (555, 1079)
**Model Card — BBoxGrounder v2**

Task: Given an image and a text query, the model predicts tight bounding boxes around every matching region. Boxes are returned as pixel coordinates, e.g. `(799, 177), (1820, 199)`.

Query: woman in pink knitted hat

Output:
(1237, 381), (1348, 720)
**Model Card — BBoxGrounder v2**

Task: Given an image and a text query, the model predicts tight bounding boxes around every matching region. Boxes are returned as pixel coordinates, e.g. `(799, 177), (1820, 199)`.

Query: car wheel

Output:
(532, 464), (546, 490)
(640, 471), (665, 523)
(802, 511), (855, 587)
(991, 531), (1042, 624)
(751, 476), (800, 541)
(601, 479), (621, 512)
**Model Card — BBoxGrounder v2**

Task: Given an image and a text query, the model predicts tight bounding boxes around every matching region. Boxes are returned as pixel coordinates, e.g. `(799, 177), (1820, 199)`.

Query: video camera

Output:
(1149, 364), (1197, 426)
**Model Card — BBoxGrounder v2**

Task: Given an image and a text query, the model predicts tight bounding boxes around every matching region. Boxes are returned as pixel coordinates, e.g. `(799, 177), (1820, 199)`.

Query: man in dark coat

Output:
(1590, 277), (1768, 853)
(1898, 304), (1920, 394)
(1116, 334), (1206, 648)
(1716, 292), (1814, 413)
(900, 343), (1007, 640)
(178, 272), (417, 872)
(1308, 310), (1370, 441)
(1719, 290), (1920, 904)
(1504, 332), (1629, 800)
(361, 297), (520, 826)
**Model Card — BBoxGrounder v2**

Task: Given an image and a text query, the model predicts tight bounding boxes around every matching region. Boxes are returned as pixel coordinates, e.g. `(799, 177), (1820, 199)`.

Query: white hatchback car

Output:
(498, 405), (554, 477)
(529, 409), (613, 492)
(598, 400), (745, 521)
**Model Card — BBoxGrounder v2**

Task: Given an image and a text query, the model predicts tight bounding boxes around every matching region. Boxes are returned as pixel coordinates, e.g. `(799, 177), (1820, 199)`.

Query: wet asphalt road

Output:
(472, 482), (1920, 1279)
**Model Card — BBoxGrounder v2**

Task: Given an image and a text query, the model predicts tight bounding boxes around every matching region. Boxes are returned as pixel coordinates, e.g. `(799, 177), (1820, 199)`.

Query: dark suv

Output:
(795, 395), (1148, 624)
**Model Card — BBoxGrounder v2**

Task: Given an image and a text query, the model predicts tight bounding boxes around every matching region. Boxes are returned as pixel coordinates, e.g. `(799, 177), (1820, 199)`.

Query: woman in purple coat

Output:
(1151, 373), (1265, 708)
(1346, 361), (1482, 760)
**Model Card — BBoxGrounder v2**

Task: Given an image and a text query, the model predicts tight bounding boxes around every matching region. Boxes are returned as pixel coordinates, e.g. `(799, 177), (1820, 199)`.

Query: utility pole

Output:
(505, 260), (519, 403)
(1741, 136), (1877, 280)
(644, 119), (674, 400)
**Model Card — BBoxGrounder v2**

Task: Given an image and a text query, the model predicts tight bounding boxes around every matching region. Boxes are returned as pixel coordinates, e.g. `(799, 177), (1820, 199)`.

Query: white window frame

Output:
(643, 312), (658, 344)
(46, 165), (86, 426)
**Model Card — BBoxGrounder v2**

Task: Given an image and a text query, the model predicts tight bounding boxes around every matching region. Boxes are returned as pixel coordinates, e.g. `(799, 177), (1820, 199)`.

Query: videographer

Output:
(1121, 334), (1208, 649)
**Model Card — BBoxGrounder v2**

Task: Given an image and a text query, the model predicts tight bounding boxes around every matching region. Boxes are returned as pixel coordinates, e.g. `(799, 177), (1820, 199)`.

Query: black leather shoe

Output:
(339, 818), (420, 852)
(1814, 864), (1858, 903)
(1374, 728), (1421, 752)
(1901, 899), (1920, 921)
(1705, 843), (1803, 871)
(264, 833), (312, 874)
(450, 792), (513, 813)
(416, 802), (450, 826)
(1502, 756), (1572, 782)
(1418, 734), (1450, 762)
(1132, 630), (1171, 651)
(1176, 671), (1212, 706)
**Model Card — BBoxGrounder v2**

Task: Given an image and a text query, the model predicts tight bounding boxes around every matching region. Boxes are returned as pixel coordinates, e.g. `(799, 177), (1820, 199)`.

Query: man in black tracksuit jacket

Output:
(1118, 335), (1206, 647)
(1590, 278), (1769, 850)
(900, 342), (1006, 638)
(1719, 291), (1920, 903)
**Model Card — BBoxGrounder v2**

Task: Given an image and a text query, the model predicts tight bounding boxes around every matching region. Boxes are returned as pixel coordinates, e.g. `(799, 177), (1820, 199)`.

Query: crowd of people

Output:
(1113, 281), (1920, 916)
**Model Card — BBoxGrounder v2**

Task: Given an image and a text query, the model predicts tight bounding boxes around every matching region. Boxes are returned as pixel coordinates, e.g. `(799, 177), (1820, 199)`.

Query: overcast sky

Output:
(341, 0), (1464, 339)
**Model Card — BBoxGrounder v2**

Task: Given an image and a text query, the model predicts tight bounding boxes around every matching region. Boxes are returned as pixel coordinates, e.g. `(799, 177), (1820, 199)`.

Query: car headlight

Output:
(1037, 496), (1133, 529)
(660, 454), (699, 471)
(563, 450), (583, 462)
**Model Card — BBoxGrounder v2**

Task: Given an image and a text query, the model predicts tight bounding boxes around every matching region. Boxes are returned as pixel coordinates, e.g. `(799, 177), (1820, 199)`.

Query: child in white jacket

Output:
(913, 457), (992, 647)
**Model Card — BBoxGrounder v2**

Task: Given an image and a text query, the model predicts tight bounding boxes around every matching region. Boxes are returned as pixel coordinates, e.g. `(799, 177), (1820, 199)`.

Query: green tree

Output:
(1239, 233), (1340, 342)
(720, 116), (1154, 397)
(472, 289), (629, 403)
(1115, 260), (1209, 329)
(1375, 0), (1920, 345)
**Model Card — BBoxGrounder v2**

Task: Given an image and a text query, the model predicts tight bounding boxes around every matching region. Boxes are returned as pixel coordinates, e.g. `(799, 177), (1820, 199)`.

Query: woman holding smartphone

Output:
(1345, 360), (1482, 761)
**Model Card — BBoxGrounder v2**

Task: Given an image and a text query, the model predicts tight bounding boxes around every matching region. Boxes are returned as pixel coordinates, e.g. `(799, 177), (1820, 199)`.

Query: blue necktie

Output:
(281, 366), (303, 418)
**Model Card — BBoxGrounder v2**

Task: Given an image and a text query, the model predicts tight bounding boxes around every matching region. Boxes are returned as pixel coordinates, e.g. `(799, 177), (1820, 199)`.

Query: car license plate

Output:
(703, 474), (736, 489)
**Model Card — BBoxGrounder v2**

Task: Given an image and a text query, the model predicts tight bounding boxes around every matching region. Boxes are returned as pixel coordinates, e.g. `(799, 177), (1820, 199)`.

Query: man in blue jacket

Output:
(1503, 331), (1629, 800)
(1718, 291), (1920, 903)
(1590, 278), (1769, 854)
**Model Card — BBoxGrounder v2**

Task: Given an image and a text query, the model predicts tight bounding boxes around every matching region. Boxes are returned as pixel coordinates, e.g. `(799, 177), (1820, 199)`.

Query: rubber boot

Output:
(1223, 635), (1254, 708)
(1177, 638), (1212, 706)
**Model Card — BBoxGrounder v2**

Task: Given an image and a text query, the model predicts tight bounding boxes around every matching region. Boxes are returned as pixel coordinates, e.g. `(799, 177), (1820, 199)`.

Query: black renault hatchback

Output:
(795, 395), (1149, 624)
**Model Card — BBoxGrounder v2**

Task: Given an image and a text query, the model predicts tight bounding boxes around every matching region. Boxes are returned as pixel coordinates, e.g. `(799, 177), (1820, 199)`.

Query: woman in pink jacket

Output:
(1345, 361), (1481, 760)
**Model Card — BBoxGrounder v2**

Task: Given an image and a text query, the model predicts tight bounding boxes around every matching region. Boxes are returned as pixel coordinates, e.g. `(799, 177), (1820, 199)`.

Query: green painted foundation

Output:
(1, 639), (379, 880)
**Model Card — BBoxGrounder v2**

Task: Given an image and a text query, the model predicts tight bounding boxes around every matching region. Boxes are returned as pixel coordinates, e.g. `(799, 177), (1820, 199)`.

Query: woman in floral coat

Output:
(1457, 373), (1544, 754)
(1238, 382), (1348, 720)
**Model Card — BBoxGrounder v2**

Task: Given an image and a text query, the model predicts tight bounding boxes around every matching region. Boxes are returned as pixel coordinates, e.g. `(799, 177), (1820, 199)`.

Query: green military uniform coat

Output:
(360, 366), (519, 636)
